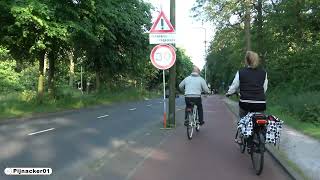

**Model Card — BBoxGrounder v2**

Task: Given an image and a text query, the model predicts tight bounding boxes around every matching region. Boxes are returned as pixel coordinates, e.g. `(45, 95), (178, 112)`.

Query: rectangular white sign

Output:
(149, 33), (176, 44)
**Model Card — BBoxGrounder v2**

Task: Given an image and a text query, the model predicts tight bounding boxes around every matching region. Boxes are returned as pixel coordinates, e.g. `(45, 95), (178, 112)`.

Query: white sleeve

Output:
(227, 71), (240, 94)
(201, 78), (210, 93)
(264, 73), (268, 93)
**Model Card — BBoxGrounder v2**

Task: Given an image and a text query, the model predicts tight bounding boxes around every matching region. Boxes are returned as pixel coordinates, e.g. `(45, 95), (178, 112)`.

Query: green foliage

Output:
(176, 48), (194, 83)
(0, 46), (10, 59)
(0, 61), (24, 92)
(206, 26), (243, 90)
(197, 0), (320, 126)
(19, 63), (38, 90)
(268, 105), (320, 140)
(0, 60), (39, 93)
(269, 90), (320, 125)
(0, 0), (194, 119)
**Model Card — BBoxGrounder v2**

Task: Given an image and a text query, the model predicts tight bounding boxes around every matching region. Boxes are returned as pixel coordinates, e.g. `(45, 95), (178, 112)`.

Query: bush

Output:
(0, 61), (24, 92)
(269, 90), (320, 125)
(54, 85), (82, 100)
(19, 63), (38, 91)
(20, 90), (37, 102)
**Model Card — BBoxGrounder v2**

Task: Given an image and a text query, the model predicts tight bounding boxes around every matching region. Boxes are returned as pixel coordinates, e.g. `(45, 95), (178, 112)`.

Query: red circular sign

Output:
(150, 44), (176, 70)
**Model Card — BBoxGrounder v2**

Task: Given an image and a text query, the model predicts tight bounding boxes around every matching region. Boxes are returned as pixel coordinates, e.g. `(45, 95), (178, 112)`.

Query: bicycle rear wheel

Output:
(195, 110), (200, 132)
(187, 113), (193, 140)
(195, 123), (200, 132)
(251, 131), (265, 175)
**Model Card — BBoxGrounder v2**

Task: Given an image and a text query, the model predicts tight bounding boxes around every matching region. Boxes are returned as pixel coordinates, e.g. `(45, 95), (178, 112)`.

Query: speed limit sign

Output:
(150, 44), (176, 70)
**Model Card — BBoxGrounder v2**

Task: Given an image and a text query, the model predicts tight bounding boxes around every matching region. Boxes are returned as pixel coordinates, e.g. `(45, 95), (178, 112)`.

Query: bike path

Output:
(130, 95), (291, 180)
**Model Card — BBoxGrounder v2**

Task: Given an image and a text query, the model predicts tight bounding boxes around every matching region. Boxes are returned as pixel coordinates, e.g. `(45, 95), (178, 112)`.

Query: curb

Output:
(223, 96), (304, 180)
(266, 144), (307, 180)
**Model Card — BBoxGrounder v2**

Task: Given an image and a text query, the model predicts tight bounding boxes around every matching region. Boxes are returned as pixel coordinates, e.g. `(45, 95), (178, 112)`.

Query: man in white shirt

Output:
(179, 66), (210, 126)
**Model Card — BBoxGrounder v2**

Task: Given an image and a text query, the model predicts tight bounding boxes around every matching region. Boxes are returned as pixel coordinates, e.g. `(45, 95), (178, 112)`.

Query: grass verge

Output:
(0, 88), (160, 121)
(267, 106), (320, 140)
(224, 91), (320, 140)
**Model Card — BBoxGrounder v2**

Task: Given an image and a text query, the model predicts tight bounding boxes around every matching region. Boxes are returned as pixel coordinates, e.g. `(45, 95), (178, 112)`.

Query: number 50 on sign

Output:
(150, 44), (176, 70)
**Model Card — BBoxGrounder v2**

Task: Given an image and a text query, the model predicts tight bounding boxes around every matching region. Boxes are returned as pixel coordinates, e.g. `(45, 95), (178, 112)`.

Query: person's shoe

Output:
(199, 121), (205, 126)
(184, 120), (189, 126)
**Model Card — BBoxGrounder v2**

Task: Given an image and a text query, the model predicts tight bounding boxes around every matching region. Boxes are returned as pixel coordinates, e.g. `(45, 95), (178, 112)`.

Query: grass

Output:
(267, 105), (320, 140)
(225, 90), (320, 140)
(0, 88), (160, 121)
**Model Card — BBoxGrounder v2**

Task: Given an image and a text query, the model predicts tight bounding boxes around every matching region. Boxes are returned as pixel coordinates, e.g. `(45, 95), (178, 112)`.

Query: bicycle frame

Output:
(186, 104), (200, 140)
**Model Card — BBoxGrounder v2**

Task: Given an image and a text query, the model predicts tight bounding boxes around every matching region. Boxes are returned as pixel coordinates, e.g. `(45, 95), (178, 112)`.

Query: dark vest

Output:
(239, 68), (266, 101)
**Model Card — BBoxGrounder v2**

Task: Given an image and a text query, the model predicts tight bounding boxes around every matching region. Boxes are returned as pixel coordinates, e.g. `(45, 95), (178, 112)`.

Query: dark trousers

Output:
(185, 97), (204, 123)
(239, 108), (248, 119)
(239, 107), (265, 118)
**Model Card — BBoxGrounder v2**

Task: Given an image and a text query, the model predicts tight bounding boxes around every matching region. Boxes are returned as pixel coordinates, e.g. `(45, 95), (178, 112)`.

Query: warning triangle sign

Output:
(150, 11), (175, 34)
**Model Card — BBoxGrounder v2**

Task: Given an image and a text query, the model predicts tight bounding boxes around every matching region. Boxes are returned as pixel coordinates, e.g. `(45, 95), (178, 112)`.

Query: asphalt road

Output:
(0, 95), (291, 180)
(131, 95), (292, 180)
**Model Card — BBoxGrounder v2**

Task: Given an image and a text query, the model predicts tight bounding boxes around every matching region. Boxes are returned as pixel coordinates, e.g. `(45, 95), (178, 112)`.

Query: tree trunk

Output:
(256, 0), (266, 67)
(48, 52), (55, 95)
(96, 71), (100, 90)
(37, 52), (46, 103)
(257, 0), (263, 54)
(94, 57), (101, 91)
(14, 59), (23, 73)
(244, 0), (251, 51)
(68, 50), (75, 87)
(44, 52), (48, 77)
(294, 0), (303, 41)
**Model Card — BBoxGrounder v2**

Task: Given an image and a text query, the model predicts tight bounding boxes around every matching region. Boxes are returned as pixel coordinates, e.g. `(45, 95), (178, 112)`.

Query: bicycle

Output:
(186, 102), (200, 140)
(226, 93), (267, 175)
(235, 112), (268, 175)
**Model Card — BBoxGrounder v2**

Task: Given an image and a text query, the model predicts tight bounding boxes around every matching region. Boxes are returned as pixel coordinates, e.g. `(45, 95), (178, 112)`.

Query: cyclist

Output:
(225, 51), (268, 118)
(179, 66), (210, 126)
(226, 51), (268, 150)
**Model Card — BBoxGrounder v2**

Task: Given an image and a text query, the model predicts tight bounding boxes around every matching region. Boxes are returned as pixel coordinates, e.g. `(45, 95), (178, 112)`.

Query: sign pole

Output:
(168, 0), (176, 127)
(148, 8), (176, 129)
(163, 70), (167, 128)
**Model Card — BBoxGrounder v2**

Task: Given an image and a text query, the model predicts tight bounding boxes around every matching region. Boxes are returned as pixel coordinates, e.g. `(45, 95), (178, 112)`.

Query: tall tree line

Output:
(0, 0), (194, 102)
(194, 0), (320, 92)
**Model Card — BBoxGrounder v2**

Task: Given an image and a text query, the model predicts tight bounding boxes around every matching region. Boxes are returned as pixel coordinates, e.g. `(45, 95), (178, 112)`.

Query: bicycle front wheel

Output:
(251, 131), (265, 175)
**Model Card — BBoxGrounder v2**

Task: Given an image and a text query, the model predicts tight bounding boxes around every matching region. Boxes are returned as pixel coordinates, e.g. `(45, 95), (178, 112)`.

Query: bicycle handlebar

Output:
(225, 92), (239, 97)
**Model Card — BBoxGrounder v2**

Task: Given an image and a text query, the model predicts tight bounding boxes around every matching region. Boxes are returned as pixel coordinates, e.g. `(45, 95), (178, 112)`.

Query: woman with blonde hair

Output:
(226, 51), (268, 118)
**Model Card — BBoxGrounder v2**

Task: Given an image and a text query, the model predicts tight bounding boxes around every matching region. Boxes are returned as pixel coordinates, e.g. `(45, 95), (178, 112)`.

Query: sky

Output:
(147, 0), (216, 70)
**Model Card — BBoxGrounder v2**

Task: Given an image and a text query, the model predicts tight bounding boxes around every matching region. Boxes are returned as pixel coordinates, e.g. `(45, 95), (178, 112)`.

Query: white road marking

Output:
(146, 104), (152, 107)
(28, 128), (55, 136)
(97, 114), (109, 119)
(129, 108), (136, 111)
